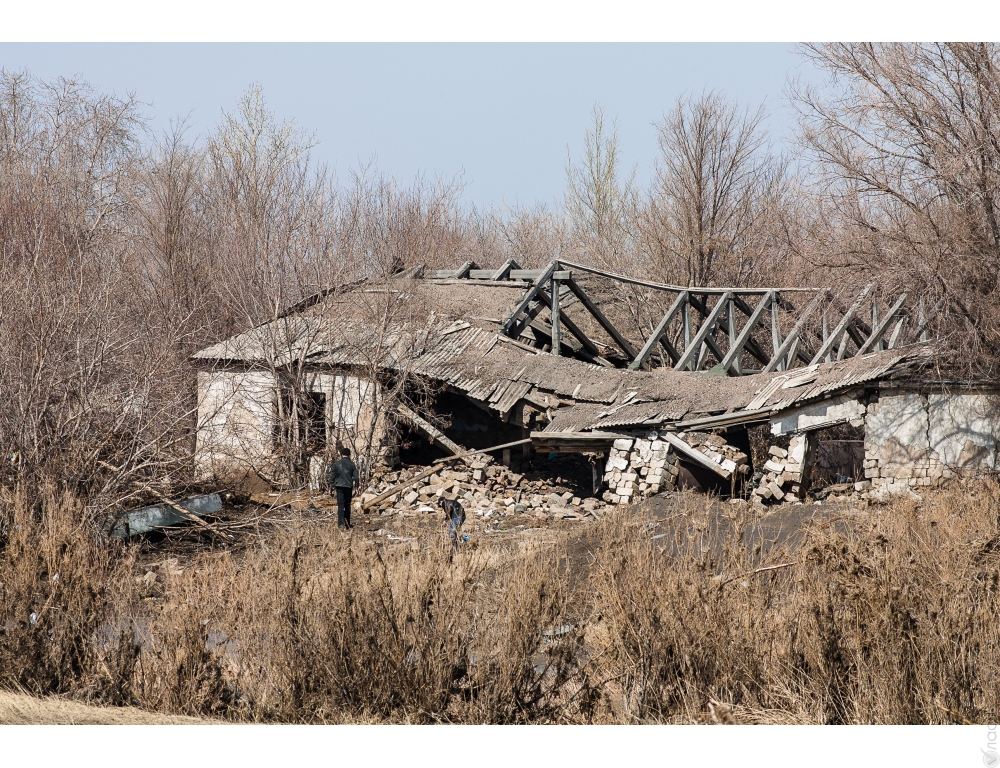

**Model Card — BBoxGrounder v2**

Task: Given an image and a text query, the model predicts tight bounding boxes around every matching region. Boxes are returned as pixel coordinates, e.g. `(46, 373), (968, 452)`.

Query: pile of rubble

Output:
(359, 456), (607, 521)
(751, 434), (811, 503)
(601, 437), (679, 504)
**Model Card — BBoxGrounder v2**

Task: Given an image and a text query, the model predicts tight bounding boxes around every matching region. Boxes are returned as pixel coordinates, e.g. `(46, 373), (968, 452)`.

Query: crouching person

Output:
(437, 496), (466, 548)
(327, 447), (359, 529)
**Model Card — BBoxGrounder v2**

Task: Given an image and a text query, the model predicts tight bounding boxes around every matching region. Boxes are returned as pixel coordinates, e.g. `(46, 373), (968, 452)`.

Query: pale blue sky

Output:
(0, 43), (821, 209)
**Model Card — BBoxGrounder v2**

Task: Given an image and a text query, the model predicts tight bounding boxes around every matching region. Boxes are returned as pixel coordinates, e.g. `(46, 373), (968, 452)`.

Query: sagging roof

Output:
(192, 269), (933, 435)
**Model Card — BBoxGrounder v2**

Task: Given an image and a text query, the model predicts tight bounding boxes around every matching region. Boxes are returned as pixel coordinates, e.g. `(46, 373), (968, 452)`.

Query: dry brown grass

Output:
(0, 689), (208, 724)
(2, 481), (999, 723)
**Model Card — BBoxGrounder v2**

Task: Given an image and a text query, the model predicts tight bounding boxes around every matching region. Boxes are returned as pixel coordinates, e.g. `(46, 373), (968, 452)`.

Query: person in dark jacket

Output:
(326, 447), (359, 529)
(437, 496), (466, 548)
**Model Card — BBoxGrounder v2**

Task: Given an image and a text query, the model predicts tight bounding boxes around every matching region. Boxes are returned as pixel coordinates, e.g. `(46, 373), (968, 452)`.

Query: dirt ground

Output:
(130, 485), (863, 597)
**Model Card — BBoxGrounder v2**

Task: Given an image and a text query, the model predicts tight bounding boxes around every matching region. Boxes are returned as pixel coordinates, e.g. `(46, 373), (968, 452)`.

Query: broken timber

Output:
(417, 259), (915, 377)
(396, 404), (464, 455)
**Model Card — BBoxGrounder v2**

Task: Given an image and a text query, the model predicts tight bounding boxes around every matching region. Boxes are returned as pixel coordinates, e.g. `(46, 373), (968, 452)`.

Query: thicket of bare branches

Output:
(3, 44), (1000, 506)
(793, 42), (1000, 376)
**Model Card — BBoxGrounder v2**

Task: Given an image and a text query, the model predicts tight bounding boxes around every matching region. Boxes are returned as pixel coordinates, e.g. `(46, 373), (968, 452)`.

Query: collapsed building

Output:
(190, 259), (1000, 510)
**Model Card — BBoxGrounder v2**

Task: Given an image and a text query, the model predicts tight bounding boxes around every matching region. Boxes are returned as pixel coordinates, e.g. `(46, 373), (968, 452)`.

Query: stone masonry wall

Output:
(602, 437), (679, 504)
(862, 391), (1000, 492)
(601, 432), (749, 504)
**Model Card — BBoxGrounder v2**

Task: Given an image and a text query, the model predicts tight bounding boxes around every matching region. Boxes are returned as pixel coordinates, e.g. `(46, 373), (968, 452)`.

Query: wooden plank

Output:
(809, 284), (874, 365)
(727, 296), (740, 374)
(630, 291), (689, 370)
(729, 295), (772, 365)
(535, 285), (602, 356)
(673, 292), (732, 371)
(565, 277), (638, 361)
(431, 437), (533, 465)
(396, 404), (465, 455)
(550, 276), (562, 355)
(509, 269), (572, 281)
(661, 432), (731, 478)
(721, 291), (774, 374)
(530, 430), (631, 452)
(556, 258), (818, 296)
(836, 328), (851, 361)
(361, 464), (440, 510)
(887, 316), (907, 349)
(658, 335), (681, 366)
(683, 300), (692, 349)
(770, 294), (782, 369)
(455, 260), (476, 279)
(910, 294), (944, 343)
(686, 294), (730, 369)
(761, 290), (826, 373)
(501, 262), (559, 333)
(490, 257), (520, 281)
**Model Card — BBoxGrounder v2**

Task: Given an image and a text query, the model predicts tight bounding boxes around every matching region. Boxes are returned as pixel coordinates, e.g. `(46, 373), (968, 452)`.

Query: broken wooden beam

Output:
(530, 430), (631, 453)
(673, 292), (732, 371)
(857, 294), (907, 355)
(535, 285), (603, 357)
(721, 291), (774, 375)
(556, 259), (819, 296)
(431, 437), (533, 465)
(761, 290), (826, 373)
(809, 284), (874, 364)
(661, 433), (731, 478)
(395, 404), (465, 455)
(501, 261), (559, 333)
(630, 291), (689, 370)
(565, 277), (638, 361)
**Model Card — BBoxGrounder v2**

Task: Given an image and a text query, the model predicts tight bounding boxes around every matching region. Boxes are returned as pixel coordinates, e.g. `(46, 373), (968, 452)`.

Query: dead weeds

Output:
(2, 483), (999, 723)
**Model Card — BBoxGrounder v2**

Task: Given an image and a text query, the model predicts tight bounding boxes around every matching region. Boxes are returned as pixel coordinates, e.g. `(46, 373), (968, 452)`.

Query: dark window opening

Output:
(301, 391), (327, 453)
(274, 385), (327, 455)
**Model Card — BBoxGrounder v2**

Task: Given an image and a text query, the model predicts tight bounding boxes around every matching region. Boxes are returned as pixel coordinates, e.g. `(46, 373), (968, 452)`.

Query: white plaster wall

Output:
(309, 373), (376, 429)
(195, 370), (277, 481)
(928, 393), (1000, 469)
(195, 368), (386, 481)
(770, 395), (866, 436)
(864, 391), (1000, 489)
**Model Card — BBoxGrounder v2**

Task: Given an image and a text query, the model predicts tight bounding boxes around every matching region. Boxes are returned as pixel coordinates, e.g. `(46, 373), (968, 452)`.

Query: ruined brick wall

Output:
(195, 369), (386, 487)
(864, 391), (1000, 493)
(602, 437), (679, 504)
(601, 432), (748, 504)
(751, 433), (815, 503)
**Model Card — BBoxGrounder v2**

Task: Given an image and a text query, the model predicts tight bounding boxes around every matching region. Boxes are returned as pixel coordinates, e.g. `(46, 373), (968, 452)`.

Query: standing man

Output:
(326, 446), (359, 529)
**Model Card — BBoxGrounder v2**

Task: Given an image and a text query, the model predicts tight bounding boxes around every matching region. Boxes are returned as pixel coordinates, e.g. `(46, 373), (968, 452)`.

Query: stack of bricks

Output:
(679, 432), (750, 477)
(752, 433), (811, 504)
(602, 437), (679, 504)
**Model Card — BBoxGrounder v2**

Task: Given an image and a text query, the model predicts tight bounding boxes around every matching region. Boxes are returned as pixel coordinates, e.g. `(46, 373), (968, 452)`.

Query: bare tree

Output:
(565, 104), (637, 273)
(639, 91), (791, 287)
(794, 42), (1000, 376)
